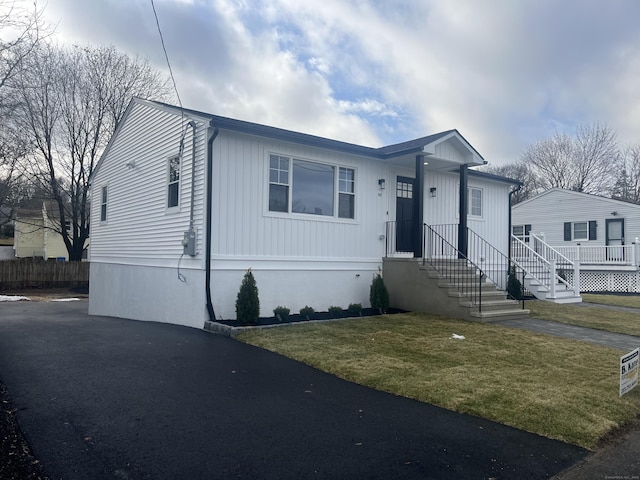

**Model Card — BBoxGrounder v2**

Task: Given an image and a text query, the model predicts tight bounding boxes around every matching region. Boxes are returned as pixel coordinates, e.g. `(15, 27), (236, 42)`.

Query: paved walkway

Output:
(500, 313), (640, 352)
(499, 301), (640, 480)
(0, 300), (586, 480)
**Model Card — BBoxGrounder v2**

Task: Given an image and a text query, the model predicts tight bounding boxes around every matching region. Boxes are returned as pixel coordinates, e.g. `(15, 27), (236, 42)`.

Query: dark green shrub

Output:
(273, 306), (290, 322)
(235, 269), (259, 324)
(328, 305), (343, 318)
(299, 305), (315, 319)
(507, 266), (523, 300)
(369, 273), (390, 313)
(347, 303), (362, 316)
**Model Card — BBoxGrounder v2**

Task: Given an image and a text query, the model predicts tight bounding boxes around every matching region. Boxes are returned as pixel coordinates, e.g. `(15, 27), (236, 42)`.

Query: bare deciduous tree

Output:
(611, 144), (640, 204)
(478, 161), (537, 205)
(0, 1), (47, 229)
(520, 122), (619, 195)
(13, 43), (170, 260)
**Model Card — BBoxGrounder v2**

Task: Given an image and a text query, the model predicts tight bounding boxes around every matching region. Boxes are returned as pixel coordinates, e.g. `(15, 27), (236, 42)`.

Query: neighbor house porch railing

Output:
(552, 243), (638, 267)
(511, 233), (578, 297)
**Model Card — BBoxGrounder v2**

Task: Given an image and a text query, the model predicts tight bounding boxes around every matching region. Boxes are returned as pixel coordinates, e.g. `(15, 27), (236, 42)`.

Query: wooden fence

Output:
(0, 259), (89, 289)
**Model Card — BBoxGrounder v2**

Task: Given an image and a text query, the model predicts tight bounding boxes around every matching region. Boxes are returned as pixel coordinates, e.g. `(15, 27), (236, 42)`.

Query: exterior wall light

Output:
(430, 187), (437, 197)
(378, 178), (386, 190)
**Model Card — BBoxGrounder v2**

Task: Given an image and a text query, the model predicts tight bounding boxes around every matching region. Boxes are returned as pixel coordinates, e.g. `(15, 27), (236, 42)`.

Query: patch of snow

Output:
(451, 334), (465, 340)
(51, 298), (81, 302)
(0, 295), (30, 302)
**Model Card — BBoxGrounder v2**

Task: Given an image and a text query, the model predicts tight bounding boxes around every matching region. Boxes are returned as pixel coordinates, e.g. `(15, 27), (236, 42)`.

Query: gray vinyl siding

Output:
(512, 189), (640, 246)
(90, 101), (207, 264)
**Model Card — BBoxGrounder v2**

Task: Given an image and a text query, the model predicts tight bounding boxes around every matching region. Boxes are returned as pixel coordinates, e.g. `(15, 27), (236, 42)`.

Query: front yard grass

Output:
(527, 297), (640, 337)
(236, 313), (640, 450)
(582, 293), (640, 309)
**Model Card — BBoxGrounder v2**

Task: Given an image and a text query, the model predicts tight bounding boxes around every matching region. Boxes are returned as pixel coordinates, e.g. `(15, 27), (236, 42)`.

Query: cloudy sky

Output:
(33, 0), (640, 165)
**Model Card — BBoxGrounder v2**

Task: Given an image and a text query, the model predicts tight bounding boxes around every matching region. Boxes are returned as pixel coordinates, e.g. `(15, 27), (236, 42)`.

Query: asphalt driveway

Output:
(0, 300), (586, 479)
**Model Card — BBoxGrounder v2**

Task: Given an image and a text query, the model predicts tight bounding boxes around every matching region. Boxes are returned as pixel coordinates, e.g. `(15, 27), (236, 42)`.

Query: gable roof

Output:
(93, 97), (488, 181)
(513, 188), (640, 210)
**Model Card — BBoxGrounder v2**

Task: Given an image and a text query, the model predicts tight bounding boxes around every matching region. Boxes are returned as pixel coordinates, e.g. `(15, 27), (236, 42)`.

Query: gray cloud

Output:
(39, 0), (640, 164)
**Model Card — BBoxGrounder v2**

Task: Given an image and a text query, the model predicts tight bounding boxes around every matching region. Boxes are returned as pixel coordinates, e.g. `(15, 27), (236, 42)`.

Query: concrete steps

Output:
(420, 262), (530, 323)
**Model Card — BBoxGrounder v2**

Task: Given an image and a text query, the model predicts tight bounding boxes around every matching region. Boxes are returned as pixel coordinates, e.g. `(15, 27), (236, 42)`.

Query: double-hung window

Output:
(469, 187), (482, 217)
(100, 186), (107, 222)
(268, 154), (355, 219)
(338, 167), (355, 218)
(564, 221), (596, 241)
(168, 156), (180, 208)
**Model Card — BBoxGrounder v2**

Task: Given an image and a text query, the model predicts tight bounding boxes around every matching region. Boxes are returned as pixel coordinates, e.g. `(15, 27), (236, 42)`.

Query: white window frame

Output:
(572, 221), (588, 240)
(469, 187), (483, 217)
(266, 153), (356, 221)
(167, 155), (180, 210)
(100, 185), (108, 223)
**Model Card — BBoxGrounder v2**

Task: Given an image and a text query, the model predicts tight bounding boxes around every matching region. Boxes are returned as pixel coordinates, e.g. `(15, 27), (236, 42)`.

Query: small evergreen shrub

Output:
(299, 305), (315, 319)
(328, 305), (343, 318)
(273, 306), (290, 322)
(369, 273), (390, 313)
(235, 269), (260, 324)
(347, 303), (362, 316)
(507, 266), (523, 300)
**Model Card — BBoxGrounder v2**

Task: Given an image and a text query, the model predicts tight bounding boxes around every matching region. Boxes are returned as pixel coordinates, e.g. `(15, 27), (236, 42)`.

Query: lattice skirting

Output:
(570, 271), (640, 293)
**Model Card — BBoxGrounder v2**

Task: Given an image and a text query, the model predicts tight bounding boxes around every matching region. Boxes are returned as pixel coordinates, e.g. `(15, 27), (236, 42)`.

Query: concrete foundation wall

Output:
(383, 257), (470, 319)
(89, 262), (207, 329)
(210, 266), (377, 320)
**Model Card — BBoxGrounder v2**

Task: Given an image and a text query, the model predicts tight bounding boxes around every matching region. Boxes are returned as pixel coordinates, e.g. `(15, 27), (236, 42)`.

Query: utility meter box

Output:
(183, 230), (196, 256)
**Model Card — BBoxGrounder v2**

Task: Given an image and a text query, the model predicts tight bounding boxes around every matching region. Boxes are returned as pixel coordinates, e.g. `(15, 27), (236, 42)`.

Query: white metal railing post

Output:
(573, 259), (580, 294)
(550, 259), (557, 298)
(575, 243), (580, 264)
(635, 238), (639, 268)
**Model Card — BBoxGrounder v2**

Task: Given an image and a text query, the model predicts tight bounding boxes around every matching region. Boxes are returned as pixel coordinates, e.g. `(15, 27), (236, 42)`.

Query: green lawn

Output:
(527, 296), (640, 336)
(236, 313), (640, 450)
(582, 293), (640, 309)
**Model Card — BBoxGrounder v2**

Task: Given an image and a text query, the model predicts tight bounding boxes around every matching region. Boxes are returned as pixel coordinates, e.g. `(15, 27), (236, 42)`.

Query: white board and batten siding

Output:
(89, 101), (209, 328)
(512, 189), (640, 246)
(209, 130), (390, 319)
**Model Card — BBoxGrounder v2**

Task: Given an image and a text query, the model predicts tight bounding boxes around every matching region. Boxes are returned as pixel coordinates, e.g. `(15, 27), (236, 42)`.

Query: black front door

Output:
(396, 176), (414, 253)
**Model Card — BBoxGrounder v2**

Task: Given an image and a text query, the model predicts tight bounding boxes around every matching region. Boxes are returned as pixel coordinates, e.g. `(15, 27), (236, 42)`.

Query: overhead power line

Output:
(150, 0), (183, 109)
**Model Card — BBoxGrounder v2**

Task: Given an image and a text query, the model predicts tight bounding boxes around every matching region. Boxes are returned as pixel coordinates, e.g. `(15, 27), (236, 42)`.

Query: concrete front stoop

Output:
(383, 257), (530, 322)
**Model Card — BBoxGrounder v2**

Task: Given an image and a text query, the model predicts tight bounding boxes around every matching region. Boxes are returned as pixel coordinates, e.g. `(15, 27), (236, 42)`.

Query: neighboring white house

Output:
(88, 98), (521, 328)
(13, 203), (71, 260)
(512, 188), (640, 293)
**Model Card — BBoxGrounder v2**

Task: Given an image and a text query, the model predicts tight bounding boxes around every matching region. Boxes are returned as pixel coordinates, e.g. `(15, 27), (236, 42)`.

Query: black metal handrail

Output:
(423, 224), (486, 312)
(429, 224), (525, 304)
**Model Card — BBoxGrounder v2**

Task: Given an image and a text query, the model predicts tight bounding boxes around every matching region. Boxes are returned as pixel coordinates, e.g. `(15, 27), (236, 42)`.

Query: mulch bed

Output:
(0, 383), (48, 480)
(216, 307), (406, 327)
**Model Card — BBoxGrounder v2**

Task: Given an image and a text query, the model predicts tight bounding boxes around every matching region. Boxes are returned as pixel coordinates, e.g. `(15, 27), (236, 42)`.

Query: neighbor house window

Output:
(512, 224), (531, 242)
(64, 220), (71, 232)
(268, 154), (355, 219)
(573, 222), (588, 240)
(168, 156), (180, 208)
(100, 186), (107, 222)
(564, 221), (597, 241)
(469, 187), (482, 216)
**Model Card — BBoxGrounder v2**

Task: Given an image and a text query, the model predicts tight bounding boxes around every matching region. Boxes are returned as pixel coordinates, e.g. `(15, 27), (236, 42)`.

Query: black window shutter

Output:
(589, 220), (597, 240)
(564, 222), (571, 241)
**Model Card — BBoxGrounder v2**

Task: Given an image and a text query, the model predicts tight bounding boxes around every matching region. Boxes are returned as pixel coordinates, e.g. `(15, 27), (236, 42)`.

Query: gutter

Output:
(205, 122), (219, 321)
